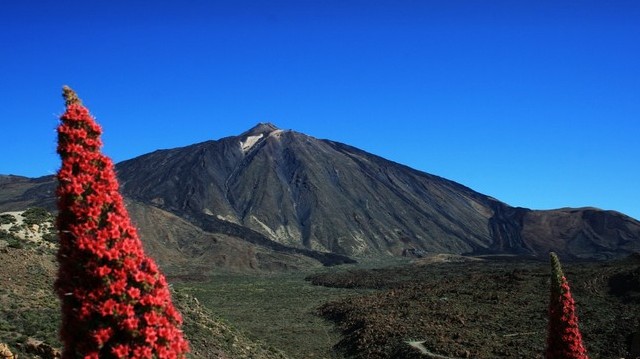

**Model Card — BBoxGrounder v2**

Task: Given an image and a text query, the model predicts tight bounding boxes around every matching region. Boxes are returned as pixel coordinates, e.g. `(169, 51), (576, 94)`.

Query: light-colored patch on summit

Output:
(240, 134), (264, 152)
(269, 129), (284, 137)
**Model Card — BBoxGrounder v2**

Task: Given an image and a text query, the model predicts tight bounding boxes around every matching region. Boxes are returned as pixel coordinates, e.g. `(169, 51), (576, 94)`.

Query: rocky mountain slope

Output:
(1, 123), (639, 261)
(0, 209), (291, 359)
(0, 175), (354, 272)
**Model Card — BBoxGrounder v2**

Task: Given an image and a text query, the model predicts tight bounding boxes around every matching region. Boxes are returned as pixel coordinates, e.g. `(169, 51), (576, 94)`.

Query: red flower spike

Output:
(55, 86), (189, 358)
(545, 252), (588, 359)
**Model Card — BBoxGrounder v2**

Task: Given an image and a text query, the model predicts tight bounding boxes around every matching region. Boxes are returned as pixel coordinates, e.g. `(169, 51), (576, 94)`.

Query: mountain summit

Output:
(241, 122), (280, 137)
(112, 123), (640, 260)
(2, 123), (640, 263)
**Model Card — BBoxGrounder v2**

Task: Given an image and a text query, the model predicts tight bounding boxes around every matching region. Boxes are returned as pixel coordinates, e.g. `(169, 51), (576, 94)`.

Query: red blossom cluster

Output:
(546, 252), (588, 359)
(55, 86), (189, 359)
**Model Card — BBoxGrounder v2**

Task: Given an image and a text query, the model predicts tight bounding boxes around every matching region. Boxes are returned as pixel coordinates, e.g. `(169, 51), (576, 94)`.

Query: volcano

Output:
(2, 123), (639, 265)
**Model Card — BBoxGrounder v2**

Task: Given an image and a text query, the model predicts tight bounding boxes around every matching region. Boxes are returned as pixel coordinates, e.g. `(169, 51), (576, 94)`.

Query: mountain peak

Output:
(241, 123), (280, 137)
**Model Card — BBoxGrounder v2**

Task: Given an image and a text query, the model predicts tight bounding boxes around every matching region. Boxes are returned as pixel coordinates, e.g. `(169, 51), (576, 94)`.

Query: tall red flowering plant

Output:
(545, 252), (588, 359)
(55, 86), (189, 359)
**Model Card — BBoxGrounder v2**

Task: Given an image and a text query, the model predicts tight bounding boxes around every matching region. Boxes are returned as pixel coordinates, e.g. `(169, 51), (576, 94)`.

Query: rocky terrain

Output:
(0, 208), (291, 359)
(308, 254), (640, 358)
(2, 206), (639, 358)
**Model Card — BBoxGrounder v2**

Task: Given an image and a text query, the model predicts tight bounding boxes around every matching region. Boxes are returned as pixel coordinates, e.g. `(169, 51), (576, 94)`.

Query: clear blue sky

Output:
(1, 1), (639, 220)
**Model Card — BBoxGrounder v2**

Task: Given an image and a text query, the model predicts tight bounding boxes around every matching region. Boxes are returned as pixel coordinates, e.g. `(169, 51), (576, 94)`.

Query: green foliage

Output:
(175, 271), (371, 358)
(0, 233), (61, 358)
(0, 213), (17, 225)
(312, 258), (638, 358)
(22, 207), (53, 226)
(42, 232), (59, 244)
(8, 308), (60, 345)
(0, 229), (20, 243)
(7, 239), (24, 249)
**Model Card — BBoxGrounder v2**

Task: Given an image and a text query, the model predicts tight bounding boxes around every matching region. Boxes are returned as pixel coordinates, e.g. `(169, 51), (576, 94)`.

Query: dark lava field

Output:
(307, 254), (640, 359)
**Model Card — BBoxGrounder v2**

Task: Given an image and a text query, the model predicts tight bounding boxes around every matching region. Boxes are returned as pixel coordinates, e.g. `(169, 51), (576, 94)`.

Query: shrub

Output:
(22, 207), (53, 226)
(6, 238), (24, 249)
(42, 232), (59, 244)
(0, 229), (19, 241)
(55, 86), (189, 358)
(0, 213), (17, 225)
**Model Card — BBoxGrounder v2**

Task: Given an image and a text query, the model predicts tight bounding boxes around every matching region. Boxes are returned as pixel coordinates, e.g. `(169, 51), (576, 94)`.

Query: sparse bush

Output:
(42, 232), (58, 244)
(6, 238), (24, 249)
(1, 228), (23, 248)
(22, 207), (52, 226)
(0, 214), (17, 225)
(0, 229), (19, 241)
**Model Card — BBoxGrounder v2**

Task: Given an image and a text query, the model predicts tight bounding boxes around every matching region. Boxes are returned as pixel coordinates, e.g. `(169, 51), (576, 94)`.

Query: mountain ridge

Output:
(1, 123), (639, 263)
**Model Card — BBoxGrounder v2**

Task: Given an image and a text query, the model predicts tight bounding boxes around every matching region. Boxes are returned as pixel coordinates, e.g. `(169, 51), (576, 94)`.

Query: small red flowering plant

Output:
(545, 252), (588, 359)
(55, 86), (189, 358)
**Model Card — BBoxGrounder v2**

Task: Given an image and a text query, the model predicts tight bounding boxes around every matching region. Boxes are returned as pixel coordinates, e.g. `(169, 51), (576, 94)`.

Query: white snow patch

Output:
(240, 134), (264, 152)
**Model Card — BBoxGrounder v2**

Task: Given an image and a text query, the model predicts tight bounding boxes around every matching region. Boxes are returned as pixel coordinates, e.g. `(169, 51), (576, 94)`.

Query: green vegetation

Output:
(6, 238), (24, 249)
(309, 256), (640, 358)
(0, 214), (17, 225)
(1, 263), (370, 359)
(1, 307), (60, 346)
(22, 207), (53, 226)
(0, 229), (23, 249)
(0, 229), (19, 241)
(0, 249), (60, 357)
(174, 271), (374, 358)
(2, 246), (638, 358)
(42, 232), (58, 244)
(0, 207), (57, 249)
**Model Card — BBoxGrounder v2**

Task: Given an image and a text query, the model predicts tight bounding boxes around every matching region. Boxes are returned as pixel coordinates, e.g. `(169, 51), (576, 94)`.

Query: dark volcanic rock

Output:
(113, 123), (640, 259)
(114, 124), (495, 256)
(520, 208), (640, 260)
(0, 175), (56, 211)
(2, 123), (640, 261)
